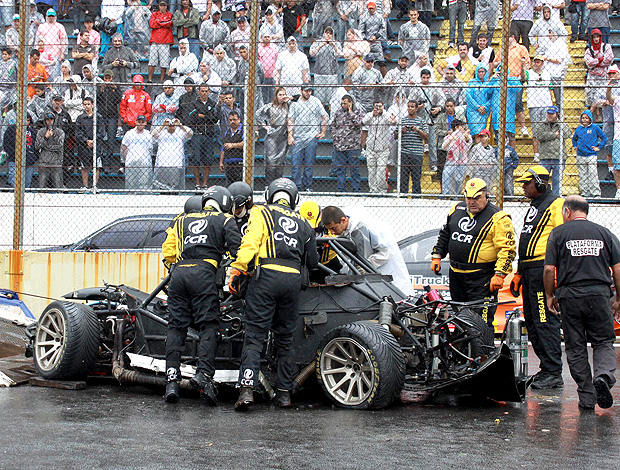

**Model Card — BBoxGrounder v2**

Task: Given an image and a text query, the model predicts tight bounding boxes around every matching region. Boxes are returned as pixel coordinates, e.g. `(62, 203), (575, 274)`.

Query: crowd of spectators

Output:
(0, 0), (618, 198)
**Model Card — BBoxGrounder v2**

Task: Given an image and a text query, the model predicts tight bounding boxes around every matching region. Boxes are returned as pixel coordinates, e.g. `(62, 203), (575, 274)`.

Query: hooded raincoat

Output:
(466, 63), (491, 136)
(489, 65), (521, 135)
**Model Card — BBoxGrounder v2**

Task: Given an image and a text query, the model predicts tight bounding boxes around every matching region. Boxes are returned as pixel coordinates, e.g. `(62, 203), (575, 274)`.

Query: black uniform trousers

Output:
(166, 261), (220, 377)
(521, 264), (563, 373)
(559, 293), (617, 407)
(239, 268), (301, 391)
(449, 267), (497, 327)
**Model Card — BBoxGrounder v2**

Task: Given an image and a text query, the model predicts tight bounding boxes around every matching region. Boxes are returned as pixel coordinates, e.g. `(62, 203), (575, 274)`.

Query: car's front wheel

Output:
(316, 321), (405, 409)
(34, 301), (101, 380)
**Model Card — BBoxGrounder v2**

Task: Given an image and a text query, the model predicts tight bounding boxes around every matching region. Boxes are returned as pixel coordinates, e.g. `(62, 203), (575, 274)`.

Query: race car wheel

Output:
(34, 301), (101, 380)
(453, 308), (496, 358)
(316, 321), (405, 410)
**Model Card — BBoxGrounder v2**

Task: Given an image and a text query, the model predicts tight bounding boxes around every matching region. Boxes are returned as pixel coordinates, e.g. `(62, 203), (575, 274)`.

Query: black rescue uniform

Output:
(162, 208), (242, 380)
(433, 201), (516, 326)
(232, 201), (318, 391)
(518, 191), (564, 375)
(545, 219), (620, 407)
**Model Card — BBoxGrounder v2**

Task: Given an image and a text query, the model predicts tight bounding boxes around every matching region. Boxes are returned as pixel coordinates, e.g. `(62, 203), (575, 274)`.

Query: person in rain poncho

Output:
(489, 64), (521, 138)
(256, 86), (290, 185)
(466, 63), (491, 139)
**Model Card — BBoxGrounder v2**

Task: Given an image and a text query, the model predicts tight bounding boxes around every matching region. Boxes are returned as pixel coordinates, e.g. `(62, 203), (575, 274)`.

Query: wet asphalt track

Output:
(1, 347), (618, 470)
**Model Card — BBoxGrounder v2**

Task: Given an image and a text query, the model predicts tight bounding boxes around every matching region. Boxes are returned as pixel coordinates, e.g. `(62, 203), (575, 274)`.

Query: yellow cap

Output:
(515, 165), (550, 183)
(463, 178), (487, 198)
(299, 201), (321, 229)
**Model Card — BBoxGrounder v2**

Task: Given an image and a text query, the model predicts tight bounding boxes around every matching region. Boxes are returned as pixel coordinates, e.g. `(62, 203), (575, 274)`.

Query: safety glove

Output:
(489, 273), (505, 293)
(509, 273), (522, 298)
(431, 255), (441, 275)
(229, 268), (249, 297)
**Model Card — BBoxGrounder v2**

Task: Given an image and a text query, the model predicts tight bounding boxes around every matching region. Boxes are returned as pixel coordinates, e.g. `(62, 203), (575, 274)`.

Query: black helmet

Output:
(202, 185), (234, 213)
(264, 178), (299, 210)
(184, 195), (203, 213)
(227, 181), (253, 212)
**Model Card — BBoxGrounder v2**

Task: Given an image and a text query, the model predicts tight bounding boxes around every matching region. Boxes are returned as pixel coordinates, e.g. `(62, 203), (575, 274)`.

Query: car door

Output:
(142, 218), (174, 251)
(80, 220), (150, 251)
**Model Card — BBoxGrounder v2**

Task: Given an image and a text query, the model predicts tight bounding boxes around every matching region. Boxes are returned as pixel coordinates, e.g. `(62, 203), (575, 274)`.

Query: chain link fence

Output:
(1, 2), (620, 252)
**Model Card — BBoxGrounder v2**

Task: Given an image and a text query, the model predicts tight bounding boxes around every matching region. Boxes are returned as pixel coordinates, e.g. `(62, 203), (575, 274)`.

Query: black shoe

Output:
(531, 372), (563, 389)
(578, 402), (595, 411)
(235, 386), (254, 411)
(274, 389), (293, 408)
(190, 371), (218, 406)
(594, 376), (613, 409)
(164, 381), (180, 403)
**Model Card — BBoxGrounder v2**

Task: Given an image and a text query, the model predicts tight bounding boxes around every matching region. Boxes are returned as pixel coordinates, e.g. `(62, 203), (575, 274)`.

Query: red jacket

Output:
(149, 11), (174, 44)
(120, 87), (153, 127)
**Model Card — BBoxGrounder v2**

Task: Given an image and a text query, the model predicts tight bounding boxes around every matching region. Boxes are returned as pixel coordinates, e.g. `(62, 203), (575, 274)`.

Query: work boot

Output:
(164, 381), (180, 403)
(531, 372), (563, 389)
(234, 386), (254, 411)
(274, 389), (293, 408)
(594, 376), (614, 409)
(190, 371), (218, 406)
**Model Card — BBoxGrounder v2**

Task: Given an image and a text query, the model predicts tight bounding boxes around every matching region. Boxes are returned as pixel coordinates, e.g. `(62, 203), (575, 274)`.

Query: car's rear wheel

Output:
(316, 321), (405, 409)
(34, 301), (101, 380)
(454, 308), (496, 358)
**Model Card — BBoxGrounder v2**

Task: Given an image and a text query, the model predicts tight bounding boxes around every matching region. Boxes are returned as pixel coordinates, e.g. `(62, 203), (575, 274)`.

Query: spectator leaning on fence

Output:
(219, 110), (244, 185)
(152, 118), (193, 190)
(121, 115), (154, 190)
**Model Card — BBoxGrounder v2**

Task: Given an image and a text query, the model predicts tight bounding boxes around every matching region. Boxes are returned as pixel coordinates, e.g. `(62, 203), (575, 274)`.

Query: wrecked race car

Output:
(28, 237), (526, 409)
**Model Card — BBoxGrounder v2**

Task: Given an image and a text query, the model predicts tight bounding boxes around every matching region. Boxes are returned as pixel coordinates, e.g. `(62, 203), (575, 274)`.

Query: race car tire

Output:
(33, 301), (101, 380)
(454, 308), (496, 358)
(316, 321), (405, 410)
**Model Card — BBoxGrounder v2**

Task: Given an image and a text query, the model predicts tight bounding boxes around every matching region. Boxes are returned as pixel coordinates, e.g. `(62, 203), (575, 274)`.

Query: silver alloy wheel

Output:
(35, 308), (67, 372)
(319, 337), (375, 406)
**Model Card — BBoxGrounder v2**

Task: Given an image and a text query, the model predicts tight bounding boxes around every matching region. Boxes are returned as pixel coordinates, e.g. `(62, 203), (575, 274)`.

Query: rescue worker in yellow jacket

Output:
(431, 178), (516, 327)
(511, 166), (565, 389)
(162, 186), (241, 404)
(299, 201), (342, 282)
(229, 178), (318, 411)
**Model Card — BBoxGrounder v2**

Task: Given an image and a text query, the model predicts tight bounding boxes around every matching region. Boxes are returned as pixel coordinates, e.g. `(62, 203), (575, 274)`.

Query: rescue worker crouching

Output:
(162, 186), (242, 404)
(431, 178), (516, 329)
(512, 166), (565, 389)
(229, 178), (318, 411)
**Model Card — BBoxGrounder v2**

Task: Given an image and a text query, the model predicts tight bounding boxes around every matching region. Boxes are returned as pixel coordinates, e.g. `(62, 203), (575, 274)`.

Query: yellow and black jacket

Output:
(433, 201), (516, 275)
(518, 191), (564, 268)
(162, 208), (242, 268)
(231, 202), (319, 274)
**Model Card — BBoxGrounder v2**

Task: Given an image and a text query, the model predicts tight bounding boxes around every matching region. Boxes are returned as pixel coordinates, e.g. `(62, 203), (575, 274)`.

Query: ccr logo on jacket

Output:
(257, 205), (313, 260)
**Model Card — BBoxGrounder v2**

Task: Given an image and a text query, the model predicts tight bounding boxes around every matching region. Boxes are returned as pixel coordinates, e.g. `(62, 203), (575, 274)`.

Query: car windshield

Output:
(88, 221), (147, 249)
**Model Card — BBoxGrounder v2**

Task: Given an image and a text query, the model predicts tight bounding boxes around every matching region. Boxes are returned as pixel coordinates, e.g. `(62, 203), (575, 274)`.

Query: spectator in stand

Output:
(81, 64), (103, 95)
(199, 5), (231, 55)
(173, 0), (201, 60)
(331, 94), (365, 192)
(77, 16), (101, 62)
(538, 106), (571, 196)
(100, 0), (125, 58)
(29, 1), (44, 49)
(585, 29), (613, 119)
(0, 47), (15, 108)
(152, 117), (193, 190)
(72, 31), (96, 75)
(168, 38), (199, 89)
(605, 75), (620, 198)
(469, 0), (499, 45)
(6, 14), (35, 54)
(219, 111), (244, 184)
(192, 60), (222, 97)
(258, 32), (279, 104)
(58, 60), (72, 94)
(102, 34), (139, 89)
(216, 90), (240, 144)
(281, 0), (308, 44)
(384, 55), (415, 107)
(175, 77), (197, 126)
(359, 1), (387, 76)
(529, 5), (568, 55)
(468, 128), (498, 189)
(27, 49), (48, 99)
(572, 110), (606, 197)
(75, 96), (105, 191)
(256, 87), (290, 184)
(510, 0), (541, 49)
(3, 114), (37, 189)
(187, 84), (218, 189)
(231, 15), (251, 58)
(352, 55), (383, 112)
(35, 112), (66, 189)
(435, 98), (466, 186)
(120, 115), (154, 190)
(72, 3), (98, 37)
(448, 0), (467, 48)
(152, 80), (180, 127)
(398, 9), (431, 61)
(211, 44), (236, 90)
(36, 37), (59, 84)
(504, 136), (519, 196)
(235, 45), (265, 110)
(441, 118), (471, 195)
(343, 28), (370, 78)
(329, 77), (356, 121)
(149, 0), (174, 83)
(414, 0), (433, 28)
(408, 52), (436, 82)
(124, 0), (152, 59)
(466, 63), (491, 140)
(36, 9), (68, 72)
(387, 90), (410, 182)
(362, 100), (395, 192)
(437, 42), (478, 82)
(469, 34), (495, 68)
(545, 0), (566, 21)
(309, 26), (342, 107)
(543, 28), (572, 111)
(274, 36), (310, 97)
(120, 75), (153, 130)
(28, 84), (51, 124)
(260, 6), (284, 49)
(336, 0), (361, 42)
(489, 63), (522, 140)
(64, 75), (87, 122)
(288, 85), (328, 191)
(47, 94), (74, 176)
(438, 65), (466, 106)
(570, 0), (589, 42)
(400, 100), (429, 194)
(409, 68), (442, 171)
(522, 55), (554, 163)
(97, 69), (123, 170)
(587, 0), (611, 43)
(312, 0), (334, 38)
